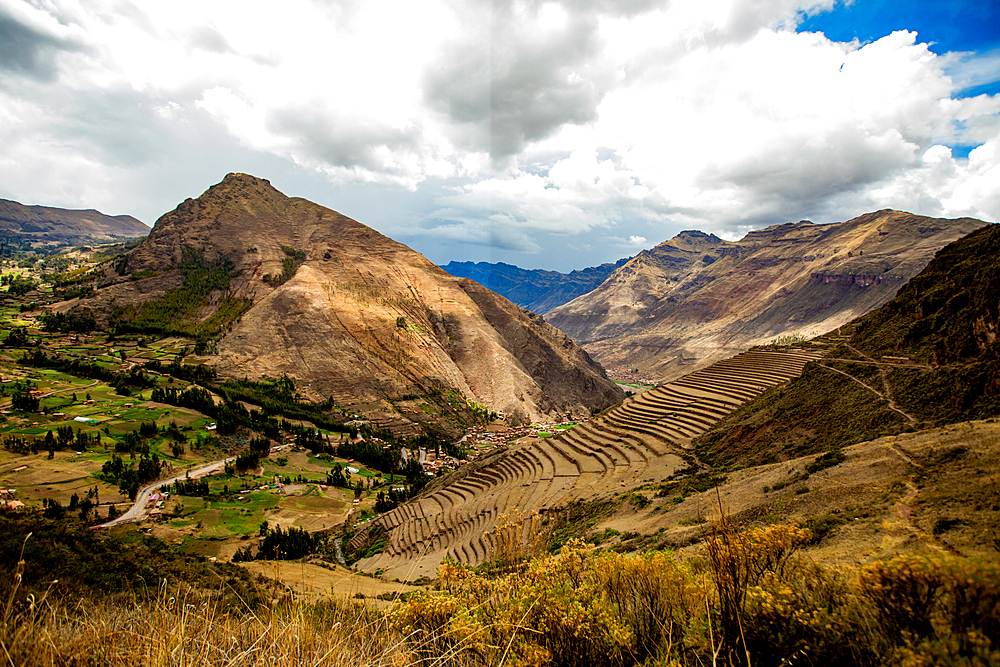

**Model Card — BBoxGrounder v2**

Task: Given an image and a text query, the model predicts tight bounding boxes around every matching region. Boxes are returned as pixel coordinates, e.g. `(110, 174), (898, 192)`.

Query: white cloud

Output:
(0, 0), (996, 270)
(857, 139), (1000, 221)
(941, 47), (1000, 93)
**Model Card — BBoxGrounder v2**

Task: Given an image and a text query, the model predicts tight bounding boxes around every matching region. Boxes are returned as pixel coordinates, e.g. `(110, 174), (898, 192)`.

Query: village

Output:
(604, 366), (660, 390)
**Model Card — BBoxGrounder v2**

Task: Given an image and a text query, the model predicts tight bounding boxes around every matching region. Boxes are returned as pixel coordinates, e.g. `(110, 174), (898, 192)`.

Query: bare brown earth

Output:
(602, 419), (1000, 566)
(352, 360), (1000, 582)
(74, 174), (623, 426)
(0, 198), (148, 240)
(350, 345), (827, 581)
(546, 211), (987, 381)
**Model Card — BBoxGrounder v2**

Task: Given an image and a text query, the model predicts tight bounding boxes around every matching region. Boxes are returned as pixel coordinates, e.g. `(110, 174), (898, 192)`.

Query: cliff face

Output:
(546, 211), (989, 379)
(696, 222), (1000, 467)
(80, 174), (623, 426)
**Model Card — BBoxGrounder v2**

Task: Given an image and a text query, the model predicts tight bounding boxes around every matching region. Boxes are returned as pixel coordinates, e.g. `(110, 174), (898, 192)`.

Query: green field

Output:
(0, 248), (407, 560)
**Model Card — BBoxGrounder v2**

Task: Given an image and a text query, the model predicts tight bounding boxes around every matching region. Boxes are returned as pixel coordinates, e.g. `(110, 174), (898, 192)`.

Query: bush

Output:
(859, 555), (1000, 658)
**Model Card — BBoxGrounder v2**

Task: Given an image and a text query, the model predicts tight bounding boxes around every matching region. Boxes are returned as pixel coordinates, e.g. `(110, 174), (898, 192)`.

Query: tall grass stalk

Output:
(2, 573), (405, 666)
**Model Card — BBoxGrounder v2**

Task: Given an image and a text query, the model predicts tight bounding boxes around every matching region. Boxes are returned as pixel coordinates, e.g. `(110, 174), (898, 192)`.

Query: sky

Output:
(0, 0), (998, 272)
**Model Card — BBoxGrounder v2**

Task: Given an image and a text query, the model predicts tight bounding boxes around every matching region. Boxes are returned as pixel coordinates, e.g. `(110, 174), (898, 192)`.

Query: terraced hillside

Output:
(350, 345), (827, 581)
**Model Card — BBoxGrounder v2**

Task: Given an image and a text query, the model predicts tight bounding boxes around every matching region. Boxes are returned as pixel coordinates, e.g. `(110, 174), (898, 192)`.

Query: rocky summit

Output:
(77, 173), (623, 428)
(546, 211), (988, 380)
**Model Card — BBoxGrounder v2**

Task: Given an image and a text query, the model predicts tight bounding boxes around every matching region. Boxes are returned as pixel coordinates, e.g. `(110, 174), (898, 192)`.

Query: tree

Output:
(78, 497), (93, 521)
(11, 389), (39, 412)
(6, 275), (36, 296)
(2, 327), (30, 347)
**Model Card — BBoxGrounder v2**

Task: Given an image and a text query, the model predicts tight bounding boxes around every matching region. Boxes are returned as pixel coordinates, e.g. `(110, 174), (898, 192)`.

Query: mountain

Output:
(546, 211), (988, 380)
(440, 258), (631, 314)
(696, 221), (1000, 467)
(0, 198), (148, 243)
(72, 174), (623, 428)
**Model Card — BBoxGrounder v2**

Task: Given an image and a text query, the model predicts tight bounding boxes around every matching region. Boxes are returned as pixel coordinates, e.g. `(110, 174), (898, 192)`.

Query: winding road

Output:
(96, 458), (231, 528)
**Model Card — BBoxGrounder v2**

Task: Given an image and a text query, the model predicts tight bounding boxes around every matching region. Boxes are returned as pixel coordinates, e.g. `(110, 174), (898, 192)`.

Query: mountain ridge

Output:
(0, 198), (148, 243)
(696, 220), (1000, 465)
(440, 257), (631, 314)
(547, 210), (989, 380)
(70, 173), (623, 430)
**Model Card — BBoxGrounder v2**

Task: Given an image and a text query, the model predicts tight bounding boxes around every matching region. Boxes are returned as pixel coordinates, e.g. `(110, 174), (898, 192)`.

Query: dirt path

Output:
(846, 345), (918, 426)
(819, 350), (918, 426)
(887, 441), (921, 468)
(882, 442), (963, 557)
(38, 379), (100, 398)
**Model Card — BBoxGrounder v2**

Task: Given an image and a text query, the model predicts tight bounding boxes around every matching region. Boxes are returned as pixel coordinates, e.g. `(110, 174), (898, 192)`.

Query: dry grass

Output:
(392, 522), (1000, 667)
(486, 510), (549, 571)
(1, 538), (405, 667)
(5, 513), (1000, 667)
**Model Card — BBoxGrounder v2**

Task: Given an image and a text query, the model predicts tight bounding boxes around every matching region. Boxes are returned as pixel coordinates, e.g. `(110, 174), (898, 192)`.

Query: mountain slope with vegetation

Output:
(696, 222), (1000, 467)
(66, 173), (623, 429)
(440, 257), (630, 314)
(547, 211), (988, 380)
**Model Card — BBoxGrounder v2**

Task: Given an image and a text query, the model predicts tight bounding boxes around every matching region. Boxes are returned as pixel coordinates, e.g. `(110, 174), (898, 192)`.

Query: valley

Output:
(1, 179), (998, 667)
(0, 244), (608, 566)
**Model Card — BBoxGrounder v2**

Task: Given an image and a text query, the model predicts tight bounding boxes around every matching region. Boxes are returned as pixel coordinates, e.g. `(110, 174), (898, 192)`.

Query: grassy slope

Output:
(0, 514), (263, 601)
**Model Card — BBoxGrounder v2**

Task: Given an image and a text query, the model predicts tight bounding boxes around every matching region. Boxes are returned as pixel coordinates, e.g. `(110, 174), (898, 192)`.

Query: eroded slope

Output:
(548, 211), (987, 380)
(74, 174), (623, 427)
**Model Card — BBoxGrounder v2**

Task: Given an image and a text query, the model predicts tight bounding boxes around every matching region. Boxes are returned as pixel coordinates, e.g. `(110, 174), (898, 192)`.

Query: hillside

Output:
(440, 257), (630, 314)
(547, 211), (987, 380)
(348, 220), (1000, 581)
(695, 222), (1000, 467)
(350, 345), (826, 580)
(68, 173), (623, 430)
(0, 198), (148, 244)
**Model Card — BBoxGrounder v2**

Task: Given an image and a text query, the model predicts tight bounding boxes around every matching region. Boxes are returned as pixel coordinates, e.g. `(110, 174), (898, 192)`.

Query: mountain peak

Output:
(77, 176), (624, 430)
(197, 173), (285, 207)
(654, 229), (729, 253)
(547, 210), (988, 381)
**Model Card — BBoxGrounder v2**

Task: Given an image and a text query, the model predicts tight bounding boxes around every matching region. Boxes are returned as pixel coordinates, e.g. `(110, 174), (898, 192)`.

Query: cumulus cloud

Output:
(602, 234), (649, 249)
(415, 218), (542, 253)
(0, 0), (997, 271)
(850, 139), (1000, 222)
(423, 0), (612, 160)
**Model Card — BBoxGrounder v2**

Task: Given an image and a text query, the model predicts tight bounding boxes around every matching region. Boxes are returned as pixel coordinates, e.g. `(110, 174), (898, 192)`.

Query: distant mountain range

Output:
(0, 198), (148, 244)
(546, 211), (988, 380)
(440, 258), (631, 314)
